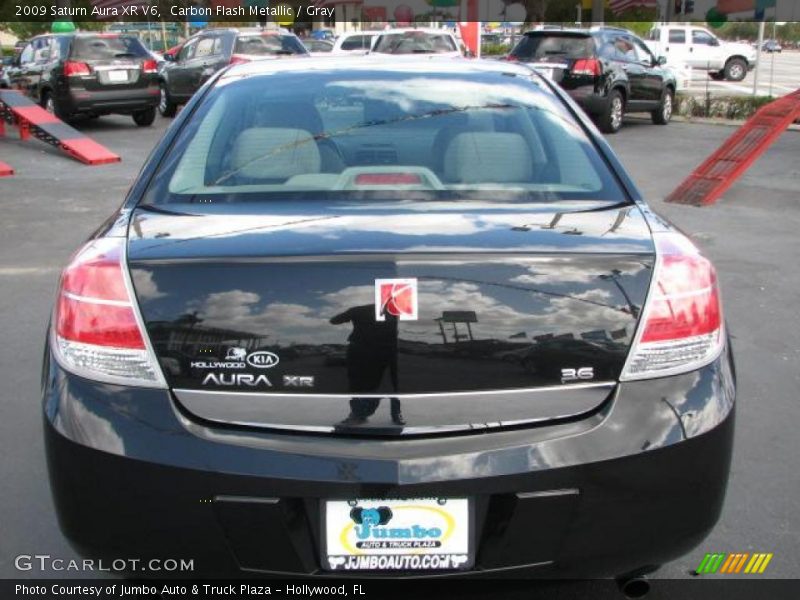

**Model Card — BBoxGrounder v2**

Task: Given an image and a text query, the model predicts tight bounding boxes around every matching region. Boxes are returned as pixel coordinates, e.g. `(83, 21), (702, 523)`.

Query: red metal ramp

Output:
(0, 160), (13, 177)
(0, 90), (120, 166)
(666, 89), (800, 206)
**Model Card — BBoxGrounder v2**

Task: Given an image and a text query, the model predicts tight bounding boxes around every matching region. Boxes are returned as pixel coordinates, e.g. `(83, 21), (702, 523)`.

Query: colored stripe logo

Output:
(696, 552), (773, 574)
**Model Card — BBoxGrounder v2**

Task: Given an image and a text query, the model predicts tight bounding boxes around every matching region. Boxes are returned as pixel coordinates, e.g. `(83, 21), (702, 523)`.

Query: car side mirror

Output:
(163, 53), (175, 62)
(657, 55), (667, 66)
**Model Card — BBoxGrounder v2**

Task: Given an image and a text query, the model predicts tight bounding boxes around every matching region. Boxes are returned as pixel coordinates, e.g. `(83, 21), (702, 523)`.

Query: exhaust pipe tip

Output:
(617, 576), (650, 599)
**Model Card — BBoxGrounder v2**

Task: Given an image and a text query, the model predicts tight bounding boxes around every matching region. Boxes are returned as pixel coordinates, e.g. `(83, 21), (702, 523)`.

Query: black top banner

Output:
(0, 0), (797, 24)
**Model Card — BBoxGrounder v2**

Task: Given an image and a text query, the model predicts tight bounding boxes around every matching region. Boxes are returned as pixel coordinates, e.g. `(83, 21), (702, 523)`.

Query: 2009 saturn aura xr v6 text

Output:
(43, 57), (735, 578)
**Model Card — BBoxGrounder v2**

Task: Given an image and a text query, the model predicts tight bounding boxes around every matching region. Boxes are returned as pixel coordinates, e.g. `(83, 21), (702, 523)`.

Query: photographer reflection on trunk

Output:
(330, 304), (404, 427)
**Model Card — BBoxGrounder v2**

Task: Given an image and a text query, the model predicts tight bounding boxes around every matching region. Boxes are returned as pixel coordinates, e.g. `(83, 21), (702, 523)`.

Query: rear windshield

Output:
(234, 34), (307, 56)
(141, 68), (624, 205)
(372, 32), (457, 54)
(340, 35), (374, 51)
(70, 35), (150, 60)
(510, 34), (594, 61)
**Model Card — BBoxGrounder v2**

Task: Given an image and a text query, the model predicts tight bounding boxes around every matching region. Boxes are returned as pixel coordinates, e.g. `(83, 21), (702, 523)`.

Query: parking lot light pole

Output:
(592, 0), (603, 26)
(769, 21), (776, 98)
(753, 21), (765, 96)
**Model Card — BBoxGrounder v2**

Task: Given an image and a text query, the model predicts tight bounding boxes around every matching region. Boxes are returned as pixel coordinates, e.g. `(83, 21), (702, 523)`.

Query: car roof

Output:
(376, 28), (456, 36)
(31, 32), (140, 39)
(523, 27), (636, 38)
(523, 28), (593, 37)
(220, 55), (542, 84)
(187, 27), (295, 36)
(338, 31), (382, 37)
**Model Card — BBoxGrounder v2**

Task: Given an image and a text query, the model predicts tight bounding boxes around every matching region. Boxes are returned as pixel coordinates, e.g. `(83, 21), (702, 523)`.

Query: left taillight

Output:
(572, 58), (601, 76)
(64, 60), (91, 76)
(53, 237), (166, 388)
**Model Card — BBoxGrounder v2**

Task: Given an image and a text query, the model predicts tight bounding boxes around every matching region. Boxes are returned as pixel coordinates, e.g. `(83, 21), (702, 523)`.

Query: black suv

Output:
(10, 33), (159, 126)
(508, 28), (676, 133)
(158, 28), (308, 117)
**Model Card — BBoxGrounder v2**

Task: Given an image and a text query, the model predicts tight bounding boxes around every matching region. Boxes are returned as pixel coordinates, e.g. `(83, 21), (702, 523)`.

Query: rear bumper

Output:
(60, 86), (159, 115)
(565, 87), (608, 116)
(43, 343), (736, 578)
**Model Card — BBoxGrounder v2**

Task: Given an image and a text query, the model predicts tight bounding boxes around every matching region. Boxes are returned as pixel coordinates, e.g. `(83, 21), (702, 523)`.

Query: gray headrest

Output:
(230, 128), (321, 180)
(444, 132), (533, 184)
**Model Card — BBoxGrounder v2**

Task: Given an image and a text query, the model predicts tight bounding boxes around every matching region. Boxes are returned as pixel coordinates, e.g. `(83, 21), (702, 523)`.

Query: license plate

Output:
(322, 498), (472, 572)
(107, 70), (128, 83)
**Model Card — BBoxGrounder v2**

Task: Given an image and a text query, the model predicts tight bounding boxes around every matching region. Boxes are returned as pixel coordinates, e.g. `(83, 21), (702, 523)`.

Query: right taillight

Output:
(52, 237), (165, 388)
(572, 58), (601, 76)
(620, 232), (724, 380)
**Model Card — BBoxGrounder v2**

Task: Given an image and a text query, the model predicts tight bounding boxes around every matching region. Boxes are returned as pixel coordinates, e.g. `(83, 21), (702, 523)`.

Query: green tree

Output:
(777, 22), (800, 43)
(611, 20), (655, 38)
(714, 21), (759, 42)
(0, 22), (51, 40)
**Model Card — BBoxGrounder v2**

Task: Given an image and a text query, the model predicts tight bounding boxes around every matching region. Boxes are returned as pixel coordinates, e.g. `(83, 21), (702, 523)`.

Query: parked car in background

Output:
(304, 39), (334, 55)
(0, 56), (13, 88)
(310, 29), (335, 42)
(371, 29), (462, 57)
(331, 31), (379, 55)
(163, 42), (182, 61)
(646, 25), (757, 81)
(9, 32), (159, 126)
(157, 42), (182, 76)
(158, 28), (308, 117)
(507, 28), (676, 133)
(762, 39), (782, 53)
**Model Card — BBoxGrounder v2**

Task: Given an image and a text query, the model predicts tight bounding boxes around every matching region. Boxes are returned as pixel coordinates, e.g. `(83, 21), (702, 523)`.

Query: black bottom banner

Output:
(3, 579), (800, 600)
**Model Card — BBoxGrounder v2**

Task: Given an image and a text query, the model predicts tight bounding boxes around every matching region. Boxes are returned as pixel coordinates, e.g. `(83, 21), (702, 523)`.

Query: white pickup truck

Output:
(646, 24), (757, 81)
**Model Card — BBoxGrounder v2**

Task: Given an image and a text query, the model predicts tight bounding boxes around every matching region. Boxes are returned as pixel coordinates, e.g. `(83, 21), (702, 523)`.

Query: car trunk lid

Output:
(128, 200), (654, 435)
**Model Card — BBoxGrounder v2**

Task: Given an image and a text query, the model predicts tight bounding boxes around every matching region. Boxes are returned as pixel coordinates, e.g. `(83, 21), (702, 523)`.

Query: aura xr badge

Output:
(375, 278), (418, 321)
(283, 375), (314, 388)
(202, 373), (272, 387)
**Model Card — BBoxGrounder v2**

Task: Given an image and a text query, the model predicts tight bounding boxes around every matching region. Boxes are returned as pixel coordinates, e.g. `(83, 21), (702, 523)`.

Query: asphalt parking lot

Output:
(683, 49), (800, 97)
(0, 113), (798, 588)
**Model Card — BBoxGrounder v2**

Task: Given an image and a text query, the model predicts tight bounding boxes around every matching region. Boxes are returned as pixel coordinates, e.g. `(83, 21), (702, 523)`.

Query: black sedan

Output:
(43, 57), (735, 581)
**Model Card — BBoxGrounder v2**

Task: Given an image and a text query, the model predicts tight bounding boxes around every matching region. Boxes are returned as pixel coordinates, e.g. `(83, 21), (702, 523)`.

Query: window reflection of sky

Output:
(133, 256), (649, 348)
